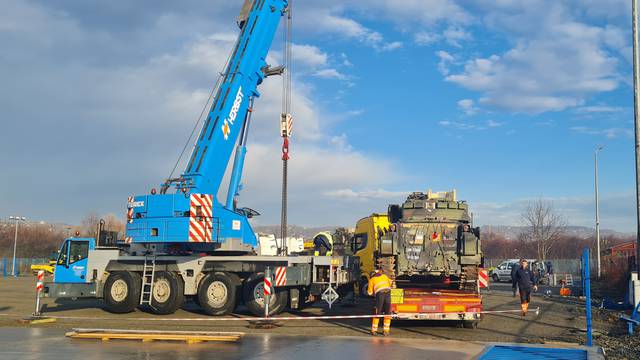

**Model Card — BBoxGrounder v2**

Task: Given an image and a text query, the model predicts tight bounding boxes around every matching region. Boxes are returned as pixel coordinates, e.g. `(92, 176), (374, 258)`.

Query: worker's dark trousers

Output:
(372, 290), (391, 333)
(519, 287), (532, 314)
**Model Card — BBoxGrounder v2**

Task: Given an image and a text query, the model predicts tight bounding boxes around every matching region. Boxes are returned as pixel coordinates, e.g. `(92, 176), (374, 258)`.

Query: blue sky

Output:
(0, 0), (637, 231)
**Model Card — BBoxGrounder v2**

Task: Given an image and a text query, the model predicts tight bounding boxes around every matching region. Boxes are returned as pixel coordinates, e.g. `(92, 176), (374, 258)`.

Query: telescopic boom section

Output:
(182, 0), (287, 197)
(124, 0), (287, 249)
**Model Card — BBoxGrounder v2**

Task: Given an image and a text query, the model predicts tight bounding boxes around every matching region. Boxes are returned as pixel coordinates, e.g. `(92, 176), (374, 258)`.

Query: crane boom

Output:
(125, 0), (288, 252)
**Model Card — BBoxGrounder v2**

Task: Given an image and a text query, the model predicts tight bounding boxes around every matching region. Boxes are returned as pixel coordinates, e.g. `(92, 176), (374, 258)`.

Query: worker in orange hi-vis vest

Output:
(367, 267), (393, 336)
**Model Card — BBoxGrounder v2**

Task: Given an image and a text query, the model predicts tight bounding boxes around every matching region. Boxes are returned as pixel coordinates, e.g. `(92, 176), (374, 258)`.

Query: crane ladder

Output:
(140, 256), (157, 306)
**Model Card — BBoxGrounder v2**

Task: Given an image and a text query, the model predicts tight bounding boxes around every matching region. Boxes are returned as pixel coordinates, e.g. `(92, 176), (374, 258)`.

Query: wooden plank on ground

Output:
(65, 328), (244, 343)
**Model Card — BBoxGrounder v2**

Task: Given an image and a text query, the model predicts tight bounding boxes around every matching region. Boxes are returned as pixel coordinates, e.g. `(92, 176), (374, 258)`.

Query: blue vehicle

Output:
(42, 0), (360, 317)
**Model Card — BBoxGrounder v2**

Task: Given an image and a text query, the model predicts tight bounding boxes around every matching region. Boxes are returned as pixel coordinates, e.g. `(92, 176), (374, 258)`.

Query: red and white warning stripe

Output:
(263, 276), (272, 296)
(36, 270), (44, 292)
(478, 268), (489, 288)
(274, 266), (287, 287)
(126, 196), (134, 224)
(189, 194), (213, 243)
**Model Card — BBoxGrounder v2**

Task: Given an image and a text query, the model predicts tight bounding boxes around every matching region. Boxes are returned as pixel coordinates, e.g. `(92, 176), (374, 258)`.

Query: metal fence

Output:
(485, 258), (587, 276)
(0, 258), (49, 277)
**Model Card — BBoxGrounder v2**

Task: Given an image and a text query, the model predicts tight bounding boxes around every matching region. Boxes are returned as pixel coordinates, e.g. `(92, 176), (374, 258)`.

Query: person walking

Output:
(514, 259), (538, 316)
(367, 267), (393, 336)
(510, 259), (522, 297)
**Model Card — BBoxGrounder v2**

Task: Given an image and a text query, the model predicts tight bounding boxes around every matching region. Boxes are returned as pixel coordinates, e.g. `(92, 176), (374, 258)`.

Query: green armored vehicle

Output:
(378, 190), (483, 288)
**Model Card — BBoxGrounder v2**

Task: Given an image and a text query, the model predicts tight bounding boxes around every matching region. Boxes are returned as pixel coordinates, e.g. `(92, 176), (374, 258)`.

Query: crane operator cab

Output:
(53, 238), (95, 283)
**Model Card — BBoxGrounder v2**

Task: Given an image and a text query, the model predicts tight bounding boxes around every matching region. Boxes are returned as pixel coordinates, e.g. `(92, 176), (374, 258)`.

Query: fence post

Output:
(583, 248), (593, 346)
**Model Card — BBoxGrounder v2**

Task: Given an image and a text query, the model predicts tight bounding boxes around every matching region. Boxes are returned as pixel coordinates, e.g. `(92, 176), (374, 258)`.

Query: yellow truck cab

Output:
(352, 213), (391, 292)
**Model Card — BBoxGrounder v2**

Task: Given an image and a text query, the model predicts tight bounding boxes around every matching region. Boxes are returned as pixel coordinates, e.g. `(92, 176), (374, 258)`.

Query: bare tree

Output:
(80, 212), (101, 237)
(520, 199), (566, 261)
(79, 212), (125, 238)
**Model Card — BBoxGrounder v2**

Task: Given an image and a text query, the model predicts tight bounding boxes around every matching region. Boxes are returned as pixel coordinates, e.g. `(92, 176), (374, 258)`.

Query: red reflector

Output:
(444, 277), (451, 285)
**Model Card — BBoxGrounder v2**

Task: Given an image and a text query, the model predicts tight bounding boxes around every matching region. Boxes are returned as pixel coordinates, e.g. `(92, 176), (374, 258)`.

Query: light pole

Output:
(594, 146), (605, 279)
(633, 0), (640, 279)
(9, 216), (26, 277)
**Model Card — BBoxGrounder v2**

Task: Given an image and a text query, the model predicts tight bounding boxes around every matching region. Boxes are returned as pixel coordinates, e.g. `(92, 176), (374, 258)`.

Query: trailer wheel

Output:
(103, 271), (141, 314)
(197, 272), (238, 316)
(463, 320), (478, 329)
(149, 271), (184, 315)
(359, 276), (370, 297)
(243, 273), (288, 316)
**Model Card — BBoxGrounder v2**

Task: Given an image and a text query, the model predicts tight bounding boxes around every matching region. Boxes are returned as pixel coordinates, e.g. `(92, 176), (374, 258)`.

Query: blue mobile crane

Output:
(42, 0), (360, 317)
(127, 0), (283, 251)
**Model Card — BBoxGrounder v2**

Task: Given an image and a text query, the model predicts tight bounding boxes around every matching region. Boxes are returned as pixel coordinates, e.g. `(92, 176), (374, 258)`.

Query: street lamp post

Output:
(9, 216), (26, 277)
(594, 146), (605, 279)
(633, 0), (640, 279)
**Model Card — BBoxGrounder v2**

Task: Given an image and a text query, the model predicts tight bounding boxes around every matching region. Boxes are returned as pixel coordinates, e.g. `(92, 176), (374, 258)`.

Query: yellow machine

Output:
(30, 260), (56, 275)
(352, 213), (391, 290)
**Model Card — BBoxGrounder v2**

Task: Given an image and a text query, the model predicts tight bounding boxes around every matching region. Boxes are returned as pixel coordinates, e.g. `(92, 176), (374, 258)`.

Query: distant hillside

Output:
(481, 225), (632, 240)
(254, 224), (633, 241)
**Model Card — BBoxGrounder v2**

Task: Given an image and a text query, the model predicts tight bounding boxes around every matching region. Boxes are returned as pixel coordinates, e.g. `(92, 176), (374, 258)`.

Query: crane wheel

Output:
(243, 273), (288, 317)
(103, 271), (141, 314)
(197, 272), (238, 316)
(149, 271), (185, 315)
(359, 276), (370, 298)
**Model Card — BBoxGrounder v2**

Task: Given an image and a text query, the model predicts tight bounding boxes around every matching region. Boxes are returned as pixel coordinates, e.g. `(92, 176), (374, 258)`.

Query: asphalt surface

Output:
(0, 327), (491, 360)
(0, 276), (612, 345)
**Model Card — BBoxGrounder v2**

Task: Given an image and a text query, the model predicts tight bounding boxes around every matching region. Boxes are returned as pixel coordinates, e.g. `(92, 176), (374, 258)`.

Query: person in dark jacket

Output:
(510, 259), (522, 297)
(514, 259), (538, 316)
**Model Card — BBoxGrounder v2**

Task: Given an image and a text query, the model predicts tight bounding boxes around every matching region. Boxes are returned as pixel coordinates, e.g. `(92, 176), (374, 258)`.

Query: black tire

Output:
(359, 276), (370, 298)
(103, 271), (141, 314)
(243, 273), (288, 316)
(463, 320), (478, 329)
(492, 274), (499, 282)
(197, 272), (238, 316)
(149, 271), (184, 315)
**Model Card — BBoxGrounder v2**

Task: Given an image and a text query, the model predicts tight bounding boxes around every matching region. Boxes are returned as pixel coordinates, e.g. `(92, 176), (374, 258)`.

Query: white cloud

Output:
(292, 44), (328, 68)
(346, 109), (364, 116)
(296, 7), (403, 52)
(575, 105), (624, 113)
(340, 53), (353, 67)
(444, 1), (624, 114)
(355, 0), (471, 27)
(323, 188), (408, 201)
(438, 119), (487, 131)
(442, 26), (471, 47)
(313, 68), (347, 80)
(473, 192), (636, 232)
(0, 1), (400, 227)
(457, 98), (478, 115)
(329, 133), (353, 152)
(436, 50), (455, 75)
(378, 41), (403, 52)
(414, 31), (439, 46)
(486, 120), (503, 127)
(570, 126), (633, 139)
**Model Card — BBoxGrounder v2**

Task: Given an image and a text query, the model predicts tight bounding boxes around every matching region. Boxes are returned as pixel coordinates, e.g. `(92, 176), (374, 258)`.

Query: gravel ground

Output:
(1, 275), (630, 357)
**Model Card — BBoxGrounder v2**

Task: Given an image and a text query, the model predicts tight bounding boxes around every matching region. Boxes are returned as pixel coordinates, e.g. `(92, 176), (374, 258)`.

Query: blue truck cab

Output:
(53, 237), (95, 283)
